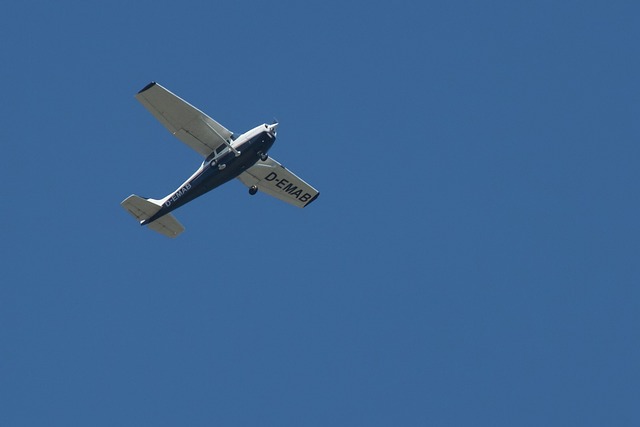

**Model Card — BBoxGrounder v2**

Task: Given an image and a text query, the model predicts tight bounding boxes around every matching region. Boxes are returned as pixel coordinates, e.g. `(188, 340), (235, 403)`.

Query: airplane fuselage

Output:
(143, 125), (276, 224)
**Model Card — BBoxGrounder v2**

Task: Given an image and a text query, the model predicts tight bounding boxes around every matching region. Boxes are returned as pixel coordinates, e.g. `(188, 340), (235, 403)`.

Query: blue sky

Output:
(1, 1), (639, 425)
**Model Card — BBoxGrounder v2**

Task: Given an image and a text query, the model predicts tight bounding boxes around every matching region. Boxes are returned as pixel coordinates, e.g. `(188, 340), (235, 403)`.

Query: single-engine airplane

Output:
(121, 82), (319, 238)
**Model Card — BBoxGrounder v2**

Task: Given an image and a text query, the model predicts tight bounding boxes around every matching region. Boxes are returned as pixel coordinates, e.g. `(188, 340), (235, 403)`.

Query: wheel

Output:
(249, 186), (258, 195)
(209, 160), (216, 167)
(260, 153), (268, 161)
(218, 164), (226, 170)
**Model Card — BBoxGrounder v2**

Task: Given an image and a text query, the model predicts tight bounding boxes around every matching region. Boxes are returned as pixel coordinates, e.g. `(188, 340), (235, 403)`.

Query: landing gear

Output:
(218, 163), (226, 170)
(249, 186), (258, 195)
(258, 152), (268, 162)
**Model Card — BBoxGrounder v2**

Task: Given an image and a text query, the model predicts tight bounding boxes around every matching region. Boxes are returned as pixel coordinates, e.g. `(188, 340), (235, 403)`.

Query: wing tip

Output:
(304, 192), (320, 207)
(138, 81), (157, 94)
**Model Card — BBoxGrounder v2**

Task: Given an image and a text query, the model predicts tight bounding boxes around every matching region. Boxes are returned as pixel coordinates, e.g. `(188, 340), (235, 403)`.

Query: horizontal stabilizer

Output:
(121, 194), (162, 222)
(146, 213), (184, 238)
(121, 194), (185, 238)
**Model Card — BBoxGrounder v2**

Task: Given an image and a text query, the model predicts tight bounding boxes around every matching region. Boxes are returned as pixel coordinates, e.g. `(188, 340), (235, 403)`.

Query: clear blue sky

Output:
(1, 1), (639, 425)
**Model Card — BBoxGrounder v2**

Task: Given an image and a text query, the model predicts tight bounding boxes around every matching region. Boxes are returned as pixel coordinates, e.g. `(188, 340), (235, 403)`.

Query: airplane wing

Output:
(135, 82), (233, 158)
(238, 157), (319, 208)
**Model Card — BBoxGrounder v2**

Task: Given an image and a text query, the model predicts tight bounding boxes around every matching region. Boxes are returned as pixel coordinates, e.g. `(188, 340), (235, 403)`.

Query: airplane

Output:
(121, 82), (319, 238)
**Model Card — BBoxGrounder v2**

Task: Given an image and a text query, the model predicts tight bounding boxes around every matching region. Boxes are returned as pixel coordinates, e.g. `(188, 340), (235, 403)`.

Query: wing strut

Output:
(204, 120), (241, 157)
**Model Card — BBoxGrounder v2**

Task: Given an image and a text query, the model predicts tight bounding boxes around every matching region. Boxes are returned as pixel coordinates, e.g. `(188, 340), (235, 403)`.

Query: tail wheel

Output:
(249, 186), (258, 195)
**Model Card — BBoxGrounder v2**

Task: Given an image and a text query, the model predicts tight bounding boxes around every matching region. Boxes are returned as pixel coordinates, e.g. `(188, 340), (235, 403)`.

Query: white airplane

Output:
(121, 82), (319, 238)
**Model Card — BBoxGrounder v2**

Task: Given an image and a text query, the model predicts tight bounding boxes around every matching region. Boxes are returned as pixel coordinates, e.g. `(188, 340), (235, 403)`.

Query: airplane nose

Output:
(267, 123), (278, 137)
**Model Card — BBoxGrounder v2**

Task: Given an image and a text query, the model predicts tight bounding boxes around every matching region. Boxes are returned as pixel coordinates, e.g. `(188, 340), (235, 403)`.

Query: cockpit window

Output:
(215, 145), (226, 155)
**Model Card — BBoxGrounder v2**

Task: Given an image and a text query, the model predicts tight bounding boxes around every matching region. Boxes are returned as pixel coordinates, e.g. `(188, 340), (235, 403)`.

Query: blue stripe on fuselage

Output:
(144, 131), (275, 225)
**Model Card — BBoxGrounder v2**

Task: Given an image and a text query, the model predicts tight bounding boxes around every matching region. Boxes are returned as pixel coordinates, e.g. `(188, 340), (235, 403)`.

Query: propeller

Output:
(266, 120), (278, 137)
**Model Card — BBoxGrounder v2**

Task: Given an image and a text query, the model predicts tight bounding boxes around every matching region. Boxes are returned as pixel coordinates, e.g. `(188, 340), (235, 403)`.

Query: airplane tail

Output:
(121, 194), (185, 238)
